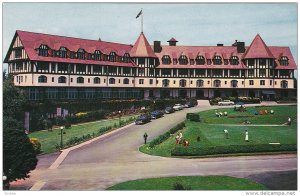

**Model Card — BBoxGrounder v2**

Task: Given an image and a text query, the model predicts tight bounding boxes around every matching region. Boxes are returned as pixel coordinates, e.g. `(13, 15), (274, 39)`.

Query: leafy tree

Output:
(3, 79), (37, 189)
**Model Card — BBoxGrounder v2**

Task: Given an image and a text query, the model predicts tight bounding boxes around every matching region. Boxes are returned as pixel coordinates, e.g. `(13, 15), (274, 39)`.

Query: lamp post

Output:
(60, 126), (64, 149)
(118, 110), (121, 126)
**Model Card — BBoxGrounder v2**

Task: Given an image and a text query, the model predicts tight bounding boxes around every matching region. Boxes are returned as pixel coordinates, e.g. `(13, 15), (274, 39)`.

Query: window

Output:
(58, 76), (66, 83)
(38, 45), (48, 57)
(123, 78), (129, 84)
(212, 56), (222, 65)
(77, 77), (84, 84)
(109, 52), (116, 62)
(139, 79), (144, 84)
(195, 56), (205, 65)
(94, 77), (100, 84)
(249, 80), (254, 85)
(279, 56), (289, 66)
(38, 75), (47, 83)
(259, 59), (266, 66)
(248, 69), (254, 77)
(123, 53), (130, 63)
(94, 50), (102, 61)
(179, 79), (187, 87)
(231, 80), (238, 88)
(259, 69), (266, 77)
(59, 47), (67, 58)
(229, 56), (239, 65)
(162, 55), (171, 64)
(179, 55), (188, 65)
(109, 78), (115, 84)
(270, 80), (273, 86)
(260, 80), (265, 86)
(212, 69), (222, 77)
(213, 80), (221, 87)
(162, 79), (169, 87)
(149, 79), (153, 85)
(77, 48), (85, 59)
(196, 80), (204, 87)
(52, 77), (54, 82)
(281, 80), (288, 88)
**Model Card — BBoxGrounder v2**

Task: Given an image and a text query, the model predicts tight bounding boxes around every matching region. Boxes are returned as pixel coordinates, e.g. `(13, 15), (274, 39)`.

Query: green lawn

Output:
(140, 105), (297, 157)
(29, 115), (137, 154)
(107, 176), (267, 190)
(200, 105), (297, 125)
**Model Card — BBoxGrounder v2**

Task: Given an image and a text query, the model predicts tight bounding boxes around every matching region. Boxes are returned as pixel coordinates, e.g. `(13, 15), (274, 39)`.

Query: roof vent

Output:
(167, 38), (178, 46)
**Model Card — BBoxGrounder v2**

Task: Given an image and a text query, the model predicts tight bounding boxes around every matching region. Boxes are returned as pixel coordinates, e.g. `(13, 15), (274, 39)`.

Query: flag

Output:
(136, 10), (142, 18)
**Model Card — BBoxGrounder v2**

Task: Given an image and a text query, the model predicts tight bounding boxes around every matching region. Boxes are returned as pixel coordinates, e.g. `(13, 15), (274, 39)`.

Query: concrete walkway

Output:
(10, 102), (297, 190)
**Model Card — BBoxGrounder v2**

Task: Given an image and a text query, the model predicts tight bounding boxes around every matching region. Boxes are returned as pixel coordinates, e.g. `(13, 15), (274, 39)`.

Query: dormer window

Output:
(230, 56), (239, 65)
(59, 47), (67, 58)
(94, 50), (102, 61)
(280, 56), (289, 66)
(212, 55), (222, 65)
(38, 44), (48, 57)
(196, 56), (205, 65)
(179, 55), (188, 65)
(162, 55), (171, 64)
(123, 53), (130, 63)
(77, 48), (85, 59)
(109, 52), (116, 62)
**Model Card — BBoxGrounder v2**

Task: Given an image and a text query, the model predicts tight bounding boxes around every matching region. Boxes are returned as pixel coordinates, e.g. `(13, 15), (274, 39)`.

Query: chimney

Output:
(237, 42), (245, 53)
(154, 41), (162, 53)
(167, 38), (178, 46)
(217, 43), (223, 46)
(232, 40), (238, 46)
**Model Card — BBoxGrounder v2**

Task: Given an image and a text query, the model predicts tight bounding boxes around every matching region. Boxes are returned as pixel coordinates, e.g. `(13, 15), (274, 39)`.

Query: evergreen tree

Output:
(3, 78), (38, 189)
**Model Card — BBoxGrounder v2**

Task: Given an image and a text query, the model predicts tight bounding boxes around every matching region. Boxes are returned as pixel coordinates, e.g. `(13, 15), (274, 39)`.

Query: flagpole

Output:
(141, 8), (143, 33)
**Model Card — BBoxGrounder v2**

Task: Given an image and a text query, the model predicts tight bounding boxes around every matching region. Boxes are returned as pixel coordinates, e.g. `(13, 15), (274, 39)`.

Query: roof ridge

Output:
(16, 30), (132, 47)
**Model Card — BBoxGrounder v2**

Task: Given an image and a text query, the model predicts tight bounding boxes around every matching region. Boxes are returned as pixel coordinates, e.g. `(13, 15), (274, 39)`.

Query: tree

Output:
(3, 79), (37, 189)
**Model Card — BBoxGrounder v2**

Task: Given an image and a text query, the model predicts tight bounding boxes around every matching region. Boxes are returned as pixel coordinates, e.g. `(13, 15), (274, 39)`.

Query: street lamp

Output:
(60, 126), (64, 149)
(118, 110), (121, 126)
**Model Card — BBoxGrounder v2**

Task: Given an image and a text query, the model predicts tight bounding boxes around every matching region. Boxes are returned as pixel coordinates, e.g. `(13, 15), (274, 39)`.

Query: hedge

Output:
(148, 122), (185, 148)
(186, 113), (200, 122)
(171, 144), (297, 156)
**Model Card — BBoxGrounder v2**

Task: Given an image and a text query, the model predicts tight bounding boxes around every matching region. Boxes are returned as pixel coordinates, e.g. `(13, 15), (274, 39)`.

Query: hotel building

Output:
(4, 30), (297, 101)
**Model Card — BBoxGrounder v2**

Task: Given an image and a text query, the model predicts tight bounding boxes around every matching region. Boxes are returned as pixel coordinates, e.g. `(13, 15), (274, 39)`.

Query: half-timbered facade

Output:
(4, 30), (297, 100)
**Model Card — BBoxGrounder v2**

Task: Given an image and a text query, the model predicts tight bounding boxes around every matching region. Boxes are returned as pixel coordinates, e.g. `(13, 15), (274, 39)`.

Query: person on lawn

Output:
(245, 130), (249, 142)
(224, 129), (229, 139)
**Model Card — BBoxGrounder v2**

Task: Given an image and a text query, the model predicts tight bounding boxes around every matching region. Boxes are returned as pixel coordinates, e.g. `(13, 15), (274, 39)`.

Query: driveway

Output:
(11, 102), (297, 190)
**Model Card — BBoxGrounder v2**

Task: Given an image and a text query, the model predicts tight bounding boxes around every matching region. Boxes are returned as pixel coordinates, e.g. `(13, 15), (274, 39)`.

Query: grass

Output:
(29, 115), (138, 154)
(106, 176), (267, 190)
(140, 105), (297, 157)
(200, 105), (297, 125)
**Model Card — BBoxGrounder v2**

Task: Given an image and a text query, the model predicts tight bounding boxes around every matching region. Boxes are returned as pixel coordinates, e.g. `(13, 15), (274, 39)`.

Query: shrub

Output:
(29, 138), (42, 154)
(186, 113), (200, 122)
(148, 122), (185, 148)
(171, 144), (297, 156)
(173, 182), (191, 190)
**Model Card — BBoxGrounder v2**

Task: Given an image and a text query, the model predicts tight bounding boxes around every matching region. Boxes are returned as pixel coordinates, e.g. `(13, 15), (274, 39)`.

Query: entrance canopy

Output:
(262, 90), (276, 95)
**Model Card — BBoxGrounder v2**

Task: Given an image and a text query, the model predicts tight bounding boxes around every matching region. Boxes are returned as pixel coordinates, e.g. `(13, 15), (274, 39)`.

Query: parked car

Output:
(151, 110), (164, 119)
(135, 114), (151, 125)
(235, 102), (245, 108)
(164, 106), (175, 114)
(184, 101), (197, 108)
(173, 104), (184, 111)
(218, 100), (234, 106)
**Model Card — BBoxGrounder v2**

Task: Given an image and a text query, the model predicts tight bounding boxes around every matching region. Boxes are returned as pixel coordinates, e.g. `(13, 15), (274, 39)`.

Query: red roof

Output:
(155, 45), (247, 69)
(243, 34), (275, 59)
(129, 32), (157, 58)
(11, 30), (136, 67)
(269, 47), (297, 70)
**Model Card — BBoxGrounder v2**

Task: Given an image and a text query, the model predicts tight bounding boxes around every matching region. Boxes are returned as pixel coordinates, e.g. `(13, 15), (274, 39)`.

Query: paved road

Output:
(11, 102), (297, 190)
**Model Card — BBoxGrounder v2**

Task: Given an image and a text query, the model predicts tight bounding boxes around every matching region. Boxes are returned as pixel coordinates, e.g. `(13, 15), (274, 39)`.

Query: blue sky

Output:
(2, 3), (298, 71)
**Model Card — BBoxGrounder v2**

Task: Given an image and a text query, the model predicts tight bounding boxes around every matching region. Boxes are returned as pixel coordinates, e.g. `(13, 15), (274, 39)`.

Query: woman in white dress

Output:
(245, 130), (249, 142)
